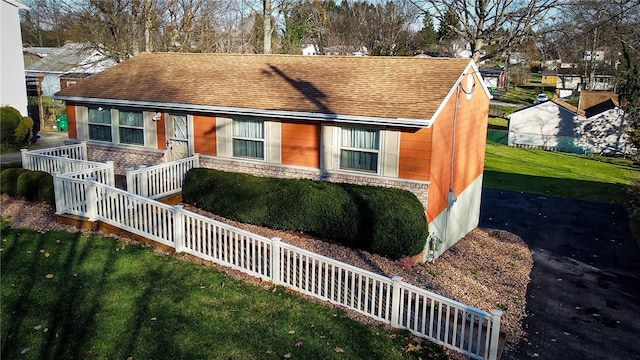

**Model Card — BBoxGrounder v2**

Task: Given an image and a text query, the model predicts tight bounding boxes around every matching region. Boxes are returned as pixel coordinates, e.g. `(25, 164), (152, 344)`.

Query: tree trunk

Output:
(263, 0), (272, 54)
(144, 0), (152, 52)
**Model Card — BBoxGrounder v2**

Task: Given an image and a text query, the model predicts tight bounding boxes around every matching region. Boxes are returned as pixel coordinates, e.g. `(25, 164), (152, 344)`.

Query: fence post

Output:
(53, 172), (64, 215)
(271, 237), (281, 285)
(61, 155), (71, 174)
(174, 205), (184, 252)
(85, 178), (98, 221)
(194, 153), (200, 168)
(106, 161), (115, 187)
(487, 310), (503, 360)
(20, 149), (29, 169)
(390, 276), (403, 327)
(125, 168), (134, 194)
(138, 165), (148, 197)
(81, 141), (88, 161)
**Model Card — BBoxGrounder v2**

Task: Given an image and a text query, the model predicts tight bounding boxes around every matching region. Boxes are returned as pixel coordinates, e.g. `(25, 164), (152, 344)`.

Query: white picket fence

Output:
(22, 147), (503, 360)
(126, 155), (200, 199)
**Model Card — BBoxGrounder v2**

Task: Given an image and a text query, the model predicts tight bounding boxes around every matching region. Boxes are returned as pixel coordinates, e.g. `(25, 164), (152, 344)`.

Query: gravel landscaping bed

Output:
(1, 195), (532, 359)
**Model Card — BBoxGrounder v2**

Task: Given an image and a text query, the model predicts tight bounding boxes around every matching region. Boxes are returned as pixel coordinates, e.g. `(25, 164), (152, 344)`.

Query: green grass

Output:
(496, 86), (537, 104)
(488, 117), (508, 128)
(0, 221), (448, 360)
(484, 144), (640, 204)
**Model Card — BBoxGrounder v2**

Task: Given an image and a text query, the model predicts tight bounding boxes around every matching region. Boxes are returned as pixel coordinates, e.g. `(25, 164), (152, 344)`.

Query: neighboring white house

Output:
(302, 44), (318, 56)
(557, 68), (582, 90)
(26, 42), (116, 96)
(1, 0), (28, 115)
(508, 95), (631, 155)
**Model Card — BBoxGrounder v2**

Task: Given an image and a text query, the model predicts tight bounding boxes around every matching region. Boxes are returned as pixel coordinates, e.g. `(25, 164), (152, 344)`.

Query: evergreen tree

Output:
(415, 11), (437, 52)
(437, 9), (459, 52)
(621, 45), (640, 160)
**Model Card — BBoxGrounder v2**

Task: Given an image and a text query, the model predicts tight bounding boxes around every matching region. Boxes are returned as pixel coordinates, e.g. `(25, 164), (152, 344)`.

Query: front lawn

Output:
(0, 221), (447, 360)
(484, 144), (640, 204)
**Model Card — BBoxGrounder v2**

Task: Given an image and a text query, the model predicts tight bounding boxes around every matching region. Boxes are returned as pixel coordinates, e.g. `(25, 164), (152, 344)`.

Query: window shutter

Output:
(267, 121), (281, 164)
(382, 130), (400, 178)
(76, 106), (88, 140)
(144, 111), (158, 148)
(321, 124), (337, 171)
(216, 117), (233, 157)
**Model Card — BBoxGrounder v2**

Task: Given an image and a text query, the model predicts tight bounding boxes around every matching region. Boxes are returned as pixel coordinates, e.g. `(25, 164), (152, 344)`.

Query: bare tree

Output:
(243, 0), (293, 53)
(546, 0), (640, 90)
(407, 0), (560, 62)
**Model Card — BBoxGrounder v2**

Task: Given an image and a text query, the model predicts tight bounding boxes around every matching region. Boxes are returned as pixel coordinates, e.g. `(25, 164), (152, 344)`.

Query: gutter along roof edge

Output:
(53, 96), (435, 129)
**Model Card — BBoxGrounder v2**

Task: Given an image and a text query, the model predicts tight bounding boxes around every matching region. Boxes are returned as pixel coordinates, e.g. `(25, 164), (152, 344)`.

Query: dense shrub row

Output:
(182, 168), (428, 259)
(0, 166), (54, 205)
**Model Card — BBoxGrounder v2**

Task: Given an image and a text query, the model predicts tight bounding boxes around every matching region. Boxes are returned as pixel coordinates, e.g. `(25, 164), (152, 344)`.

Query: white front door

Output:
(167, 114), (191, 161)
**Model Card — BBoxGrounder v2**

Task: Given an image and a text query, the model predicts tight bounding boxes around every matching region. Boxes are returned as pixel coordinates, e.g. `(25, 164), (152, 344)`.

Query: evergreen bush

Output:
(17, 171), (50, 201)
(16, 116), (34, 144)
(183, 168), (428, 259)
(38, 174), (55, 205)
(266, 179), (359, 244)
(343, 184), (428, 258)
(182, 168), (271, 225)
(0, 168), (29, 196)
(0, 106), (21, 144)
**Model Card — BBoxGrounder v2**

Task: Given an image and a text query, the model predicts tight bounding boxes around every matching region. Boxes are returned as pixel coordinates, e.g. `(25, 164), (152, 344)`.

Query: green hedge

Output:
(343, 184), (429, 257)
(38, 174), (55, 205)
(182, 168), (427, 259)
(0, 168), (54, 204)
(0, 107), (21, 144)
(16, 116), (34, 144)
(0, 106), (33, 145)
(0, 168), (29, 196)
(17, 171), (50, 201)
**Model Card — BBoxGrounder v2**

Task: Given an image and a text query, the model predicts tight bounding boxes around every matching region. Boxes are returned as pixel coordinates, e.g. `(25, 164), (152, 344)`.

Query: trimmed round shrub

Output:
(16, 116), (34, 144)
(183, 168), (270, 225)
(267, 178), (359, 244)
(0, 106), (21, 144)
(0, 168), (29, 196)
(343, 184), (428, 259)
(38, 174), (55, 205)
(17, 171), (50, 201)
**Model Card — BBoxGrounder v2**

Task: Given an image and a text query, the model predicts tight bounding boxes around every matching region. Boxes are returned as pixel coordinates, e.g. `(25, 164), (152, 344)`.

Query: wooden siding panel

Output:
(66, 104), (78, 139)
(398, 128), (433, 180)
(427, 74), (489, 222)
(281, 121), (320, 168)
(193, 114), (216, 156)
(156, 113), (167, 150)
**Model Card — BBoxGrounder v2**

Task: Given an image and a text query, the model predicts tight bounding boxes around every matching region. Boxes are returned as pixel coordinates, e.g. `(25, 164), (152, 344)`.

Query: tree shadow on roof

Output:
(266, 64), (336, 116)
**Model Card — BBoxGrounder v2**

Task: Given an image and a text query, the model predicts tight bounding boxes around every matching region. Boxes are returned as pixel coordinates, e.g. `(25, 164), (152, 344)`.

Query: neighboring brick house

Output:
(54, 53), (491, 261)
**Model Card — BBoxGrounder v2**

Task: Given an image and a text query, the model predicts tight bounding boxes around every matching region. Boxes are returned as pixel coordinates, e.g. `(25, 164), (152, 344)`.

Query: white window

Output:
(340, 127), (380, 173)
(118, 110), (144, 145)
(88, 106), (112, 142)
(233, 119), (264, 159)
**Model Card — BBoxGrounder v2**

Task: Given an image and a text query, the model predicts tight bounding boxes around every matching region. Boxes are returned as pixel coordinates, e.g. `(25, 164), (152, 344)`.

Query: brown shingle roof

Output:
(55, 53), (473, 122)
(578, 91), (619, 113)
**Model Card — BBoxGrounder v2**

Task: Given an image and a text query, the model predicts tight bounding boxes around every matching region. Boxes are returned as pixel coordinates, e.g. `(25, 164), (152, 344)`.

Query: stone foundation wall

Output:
(87, 144), (165, 175)
(82, 145), (430, 212)
(199, 155), (430, 211)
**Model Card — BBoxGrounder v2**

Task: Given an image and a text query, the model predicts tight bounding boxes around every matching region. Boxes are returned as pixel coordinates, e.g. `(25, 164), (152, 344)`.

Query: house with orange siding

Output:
(54, 53), (491, 261)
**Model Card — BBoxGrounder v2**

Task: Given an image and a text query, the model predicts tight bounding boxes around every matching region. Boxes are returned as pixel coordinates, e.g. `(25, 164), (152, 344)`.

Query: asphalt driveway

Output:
(480, 188), (640, 360)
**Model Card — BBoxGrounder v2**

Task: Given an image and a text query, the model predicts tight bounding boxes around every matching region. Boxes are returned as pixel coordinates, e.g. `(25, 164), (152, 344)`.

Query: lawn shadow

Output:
(483, 170), (631, 204)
